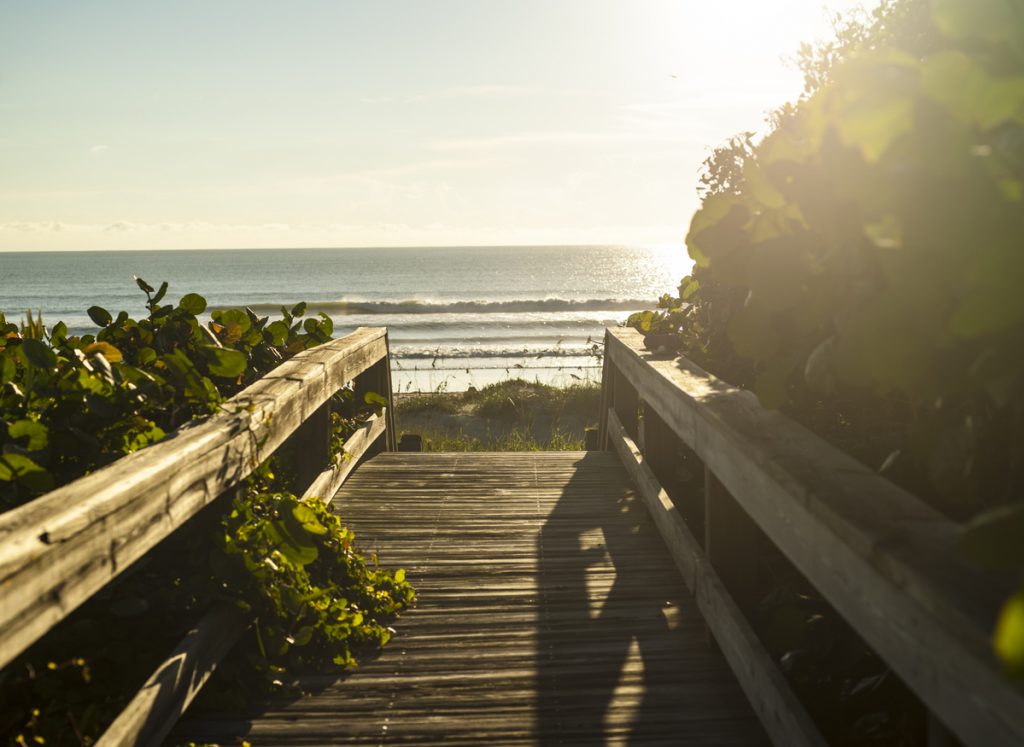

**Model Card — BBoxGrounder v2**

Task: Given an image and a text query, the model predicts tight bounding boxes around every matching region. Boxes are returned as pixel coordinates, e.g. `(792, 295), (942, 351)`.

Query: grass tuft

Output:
(395, 379), (599, 452)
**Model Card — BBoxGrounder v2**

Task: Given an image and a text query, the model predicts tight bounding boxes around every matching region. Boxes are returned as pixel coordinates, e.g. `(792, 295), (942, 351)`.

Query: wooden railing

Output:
(0, 327), (396, 746)
(599, 326), (1023, 747)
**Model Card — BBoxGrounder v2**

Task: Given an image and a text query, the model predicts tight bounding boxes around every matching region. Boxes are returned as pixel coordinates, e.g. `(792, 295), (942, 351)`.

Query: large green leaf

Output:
(204, 347), (247, 378)
(84, 341), (124, 363)
(265, 320), (289, 346)
(292, 503), (328, 536)
(8, 419), (49, 452)
(0, 453), (54, 492)
(134, 275), (155, 294)
(160, 349), (212, 401)
(88, 305), (113, 326)
(214, 309), (251, 343)
(685, 193), (744, 266)
(267, 520), (319, 566)
(318, 312), (334, 336)
(932, 0), (1024, 53)
(0, 354), (15, 384)
(922, 51), (1024, 129)
(178, 293), (207, 315)
(19, 339), (56, 369)
(152, 281), (169, 305)
(832, 93), (915, 162)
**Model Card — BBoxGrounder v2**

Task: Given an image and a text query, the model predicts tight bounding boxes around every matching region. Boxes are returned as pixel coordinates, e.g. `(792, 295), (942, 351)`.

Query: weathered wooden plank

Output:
(94, 604), (248, 747)
(607, 409), (826, 747)
(93, 397), (388, 746)
(176, 452), (769, 746)
(303, 411), (387, 502)
(605, 326), (1024, 746)
(289, 401), (332, 489)
(0, 327), (387, 670)
(381, 333), (397, 452)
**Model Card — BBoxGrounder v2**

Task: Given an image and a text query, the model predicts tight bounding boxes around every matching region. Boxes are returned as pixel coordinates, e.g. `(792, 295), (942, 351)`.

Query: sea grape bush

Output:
(0, 280), (413, 743)
(0, 276), (336, 508)
(630, 0), (1024, 677)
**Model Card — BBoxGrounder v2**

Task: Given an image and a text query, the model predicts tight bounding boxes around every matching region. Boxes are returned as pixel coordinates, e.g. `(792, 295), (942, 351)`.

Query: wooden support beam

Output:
(611, 364), (639, 441)
(640, 404), (704, 532)
(290, 401), (331, 492)
(382, 332), (397, 452)
(304, 411), (387, 503)
(94, 604), (248, 747)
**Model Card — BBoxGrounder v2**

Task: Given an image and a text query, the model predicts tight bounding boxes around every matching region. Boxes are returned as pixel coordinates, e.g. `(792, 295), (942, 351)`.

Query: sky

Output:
(0, 0), (877, 252)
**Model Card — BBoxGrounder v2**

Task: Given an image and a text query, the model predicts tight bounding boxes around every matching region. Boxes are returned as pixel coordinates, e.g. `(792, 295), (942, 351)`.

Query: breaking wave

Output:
(391, 346), (597, 360)
(225, 298), (648, 315)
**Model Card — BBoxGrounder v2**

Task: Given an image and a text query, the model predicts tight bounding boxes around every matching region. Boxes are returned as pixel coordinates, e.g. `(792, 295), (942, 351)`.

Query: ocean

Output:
(0, 245), (686, 391)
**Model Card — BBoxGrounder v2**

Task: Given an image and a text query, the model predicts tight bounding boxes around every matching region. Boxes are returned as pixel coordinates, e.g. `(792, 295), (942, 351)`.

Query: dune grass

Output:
(395, 379), (599, 452)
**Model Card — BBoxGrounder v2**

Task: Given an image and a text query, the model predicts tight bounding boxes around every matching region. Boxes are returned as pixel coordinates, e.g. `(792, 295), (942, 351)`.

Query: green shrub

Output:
(0, 281), (413, 744)
(630, 0), (1024, 679)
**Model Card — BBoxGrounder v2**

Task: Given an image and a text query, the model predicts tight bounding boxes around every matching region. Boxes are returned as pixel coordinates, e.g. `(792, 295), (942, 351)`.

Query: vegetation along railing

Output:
(0, 326), (396, 746)
(599, 326), (1023, 747)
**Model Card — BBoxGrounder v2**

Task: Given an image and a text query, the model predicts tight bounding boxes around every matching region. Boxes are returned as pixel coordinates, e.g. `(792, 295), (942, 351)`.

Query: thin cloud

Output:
(430, 130), (703, 151)
(90, 144), (110, 153)
(0, 221), (66, 232)
(93, 221), (293, 233)
(405, 85), (561, 103)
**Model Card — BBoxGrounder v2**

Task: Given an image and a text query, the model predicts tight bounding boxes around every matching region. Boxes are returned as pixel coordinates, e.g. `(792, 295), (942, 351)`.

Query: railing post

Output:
(641, 405), (704, 534)
(291, 401), (331, 491)
(704, 467), (759, 616)
(598, 331), (612, 448)
(611, 365), (639, 441)
(354, 343), (395, 456)
(382, 331), (397, 451)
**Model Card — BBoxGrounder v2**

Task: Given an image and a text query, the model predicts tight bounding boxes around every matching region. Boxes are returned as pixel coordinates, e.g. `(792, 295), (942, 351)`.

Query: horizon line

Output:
(0, 242), (684, 254)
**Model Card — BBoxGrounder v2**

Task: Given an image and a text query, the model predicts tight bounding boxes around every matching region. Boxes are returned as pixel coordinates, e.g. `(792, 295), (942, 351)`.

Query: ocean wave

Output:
(225, 298), (649, 315)
(344, 317), (622, 331)
(395, 362), (602, 372)
(391, 334), (593, 346)
(391, 346), (598, 360)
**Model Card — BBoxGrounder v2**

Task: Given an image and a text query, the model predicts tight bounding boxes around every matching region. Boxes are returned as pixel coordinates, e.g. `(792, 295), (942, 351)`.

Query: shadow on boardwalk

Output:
(174, 452), (766, 745)
(536, 452), (763, 746)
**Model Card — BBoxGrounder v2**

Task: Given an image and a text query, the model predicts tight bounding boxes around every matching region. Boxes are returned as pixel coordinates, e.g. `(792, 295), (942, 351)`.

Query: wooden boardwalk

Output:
(176, 451), (768, 746)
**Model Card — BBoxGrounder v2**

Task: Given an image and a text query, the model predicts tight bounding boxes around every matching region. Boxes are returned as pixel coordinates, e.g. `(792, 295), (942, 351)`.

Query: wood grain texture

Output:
(303, 411), (388, 503)
(95, 604), (249, 747)
(174, 452), (770, 746)
(604, 326), (1024, 747)
(606, 410), (826, 747)
(0, 327), (388, 670)
(96, 408), (389, 747)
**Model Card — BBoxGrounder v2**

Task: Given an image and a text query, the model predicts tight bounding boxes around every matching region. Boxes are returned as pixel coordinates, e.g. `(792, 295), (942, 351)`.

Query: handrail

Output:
(96, 406), (391, 746)
(600, 326), (1023, 747)
(0, 326), (393, 671)
(605, 407), (827, 747)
